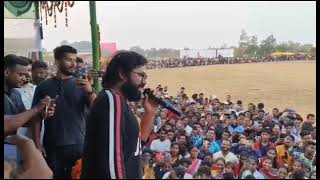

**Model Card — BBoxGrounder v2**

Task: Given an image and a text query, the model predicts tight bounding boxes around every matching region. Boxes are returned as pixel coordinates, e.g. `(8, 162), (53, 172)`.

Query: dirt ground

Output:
(146, 60), (316, 119)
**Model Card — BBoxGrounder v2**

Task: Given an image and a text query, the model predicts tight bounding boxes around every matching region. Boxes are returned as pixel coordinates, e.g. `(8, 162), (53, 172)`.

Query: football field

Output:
(146, 60), (316, 119)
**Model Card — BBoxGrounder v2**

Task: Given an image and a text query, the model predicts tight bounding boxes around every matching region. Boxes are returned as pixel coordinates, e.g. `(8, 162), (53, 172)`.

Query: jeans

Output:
(45, 144), (83, 179)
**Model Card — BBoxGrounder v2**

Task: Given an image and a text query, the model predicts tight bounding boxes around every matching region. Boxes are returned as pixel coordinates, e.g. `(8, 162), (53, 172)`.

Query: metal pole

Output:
(89, 1), (100, 92)
(34, 1), (43, 61)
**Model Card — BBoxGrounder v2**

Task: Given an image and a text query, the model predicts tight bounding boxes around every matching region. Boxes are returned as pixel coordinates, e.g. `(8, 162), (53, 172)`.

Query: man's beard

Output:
(222, 147), (229, 153)
(22, 78), (30, 86)
(60, 64), (75, 76)
(33, 78), (44, 85)
(121, 80), (142, 101)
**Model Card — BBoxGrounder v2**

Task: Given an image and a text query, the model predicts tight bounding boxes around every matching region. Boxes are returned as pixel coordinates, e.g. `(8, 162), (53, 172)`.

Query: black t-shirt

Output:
(301, 122), (313, 132)
(31, 77), (90, 147)
(81, 89), (142, 179)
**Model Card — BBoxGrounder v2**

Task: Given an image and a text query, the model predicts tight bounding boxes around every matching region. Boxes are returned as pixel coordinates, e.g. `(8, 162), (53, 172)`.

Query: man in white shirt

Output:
(15, 57), (33, 110)
(15, 58), (33, 138)
(241, 157), (265, 179)
(182, 116), (193, 136)
(17, 82), (36, 110)
(16, 60), (48, 144)
(150, 128), (171, 152)
(212, 139), (239, 164)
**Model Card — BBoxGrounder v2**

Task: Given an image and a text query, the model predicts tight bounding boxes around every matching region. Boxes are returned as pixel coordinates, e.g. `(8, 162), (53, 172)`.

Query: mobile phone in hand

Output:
(75, 67), (87, 80)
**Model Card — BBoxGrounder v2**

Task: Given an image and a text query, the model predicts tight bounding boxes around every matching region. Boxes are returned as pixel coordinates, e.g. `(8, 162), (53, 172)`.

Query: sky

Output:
(42, 1), (316, 51)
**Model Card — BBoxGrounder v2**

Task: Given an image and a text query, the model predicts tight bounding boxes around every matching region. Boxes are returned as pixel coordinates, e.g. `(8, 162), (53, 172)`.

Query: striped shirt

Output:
(81, 89), (142, 179)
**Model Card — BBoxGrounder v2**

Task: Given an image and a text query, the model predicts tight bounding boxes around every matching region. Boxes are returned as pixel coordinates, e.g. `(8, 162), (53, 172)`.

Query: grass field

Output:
(146, 60), (316, 119)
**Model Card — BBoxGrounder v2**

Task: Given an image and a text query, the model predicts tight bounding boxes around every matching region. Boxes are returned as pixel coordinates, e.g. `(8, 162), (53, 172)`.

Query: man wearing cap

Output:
(275, 134), (295, 171)
(279, 108), (296, 124)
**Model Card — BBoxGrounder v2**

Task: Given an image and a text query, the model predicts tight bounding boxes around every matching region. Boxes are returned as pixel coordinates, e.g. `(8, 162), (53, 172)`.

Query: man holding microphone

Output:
(81, 51), (159, 179)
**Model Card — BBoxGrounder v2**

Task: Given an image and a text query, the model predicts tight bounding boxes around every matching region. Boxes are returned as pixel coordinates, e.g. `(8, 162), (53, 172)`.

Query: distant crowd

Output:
(146, 55), (315, 69)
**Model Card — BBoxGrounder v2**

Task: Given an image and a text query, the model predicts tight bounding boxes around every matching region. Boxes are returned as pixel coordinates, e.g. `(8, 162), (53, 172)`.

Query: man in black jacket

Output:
(81, 51), (159, 179)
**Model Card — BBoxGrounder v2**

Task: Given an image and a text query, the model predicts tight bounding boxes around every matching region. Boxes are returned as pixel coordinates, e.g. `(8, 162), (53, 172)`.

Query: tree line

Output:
(234, 29), (316, 58)
(58, 30), (316, 58)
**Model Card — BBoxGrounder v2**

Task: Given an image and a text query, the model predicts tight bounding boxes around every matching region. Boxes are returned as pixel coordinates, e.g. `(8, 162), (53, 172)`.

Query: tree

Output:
(276, 42), (290, 52)
(287, 41), (300, 52)
(236, 29), (250, 57)
(310, 47), (316, 57)
(246, 35), (259, 57)
(220, 43), (229, 49)
(60, 40), (69, 45)
(300, 44), (313, 52)
(236, 30), (259, 57)
(233, 47), (242, 57)
(69, 41), (92, 53)
(239, 29), (250, 44)
(234, 29), (316, 58)
(259, 35), (277, 56)
(129, 46), (145, 56)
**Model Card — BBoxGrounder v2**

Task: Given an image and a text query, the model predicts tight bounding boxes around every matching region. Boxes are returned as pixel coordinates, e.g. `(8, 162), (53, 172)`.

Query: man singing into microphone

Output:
(81, 51), (159, 179)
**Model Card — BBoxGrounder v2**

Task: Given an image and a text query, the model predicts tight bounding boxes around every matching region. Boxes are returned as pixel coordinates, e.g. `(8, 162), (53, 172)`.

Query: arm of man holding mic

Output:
(140, 93), (160, 142)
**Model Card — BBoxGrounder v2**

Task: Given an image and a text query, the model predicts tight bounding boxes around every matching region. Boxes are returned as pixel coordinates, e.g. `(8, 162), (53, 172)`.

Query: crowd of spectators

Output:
(4, 51), (316, 179)
(146, 55), (315, 69)
(130, 85), (316, 179)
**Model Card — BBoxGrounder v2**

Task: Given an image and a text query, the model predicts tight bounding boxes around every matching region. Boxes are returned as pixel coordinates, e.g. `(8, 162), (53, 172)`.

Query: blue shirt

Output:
(192, 136), (203, 149)
(255, 142), (273, 157)
(228, 125), (244, 134)
(216, 139), (222, 148)
(238, 146), (261, 158)
(209, 141), (221, 154)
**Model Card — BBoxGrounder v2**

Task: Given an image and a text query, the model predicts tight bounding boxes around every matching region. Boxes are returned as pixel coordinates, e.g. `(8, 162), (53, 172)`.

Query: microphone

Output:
(143, 88), (182, 117)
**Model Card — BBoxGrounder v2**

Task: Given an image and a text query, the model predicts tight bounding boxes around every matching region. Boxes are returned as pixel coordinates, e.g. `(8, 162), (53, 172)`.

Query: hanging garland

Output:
(64, 1), (68, 27)
(40, 1), (75, 28)
(98, 24), (101, 59)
